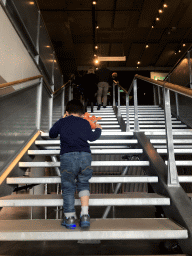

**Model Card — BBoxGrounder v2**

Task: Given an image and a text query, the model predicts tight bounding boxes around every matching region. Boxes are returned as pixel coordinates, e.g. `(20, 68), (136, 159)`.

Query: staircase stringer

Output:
(135, 131), (192, 255)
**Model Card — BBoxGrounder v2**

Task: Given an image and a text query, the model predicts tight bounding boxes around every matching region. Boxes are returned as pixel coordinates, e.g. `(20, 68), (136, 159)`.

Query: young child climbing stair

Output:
(49, 100), (102, 229)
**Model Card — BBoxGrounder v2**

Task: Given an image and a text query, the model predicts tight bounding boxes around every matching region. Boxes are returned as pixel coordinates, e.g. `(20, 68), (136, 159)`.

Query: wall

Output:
(0, 6), (40, 91)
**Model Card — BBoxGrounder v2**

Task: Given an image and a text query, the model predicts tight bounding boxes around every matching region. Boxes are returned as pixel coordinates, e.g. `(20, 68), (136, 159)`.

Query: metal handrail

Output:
(135, 74), (192, 99)
(0, 75), (43, 89)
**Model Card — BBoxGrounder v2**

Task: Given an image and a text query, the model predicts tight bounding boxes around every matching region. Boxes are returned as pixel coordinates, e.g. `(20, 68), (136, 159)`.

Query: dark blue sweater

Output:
(49, 115), (101, 155)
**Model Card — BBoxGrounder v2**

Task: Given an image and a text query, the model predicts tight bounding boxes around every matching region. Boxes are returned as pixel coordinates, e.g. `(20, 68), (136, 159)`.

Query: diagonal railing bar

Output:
(0, 75), (43, 89)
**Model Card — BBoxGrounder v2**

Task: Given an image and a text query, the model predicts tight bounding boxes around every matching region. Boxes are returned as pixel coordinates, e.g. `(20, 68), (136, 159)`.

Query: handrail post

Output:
(61, 76), (65, 117)
(36, 77), (43, 129)
(187, 51), (192, 89)
(175, 92), (179, 118)
(68, 80), (72, 101)
(133, 79), (139, 132)
(113, 82), (116, 107)
(126, 93), (130, 132)
(158, 86), (161, 106)
(163, 87), (179, 186)
(117, 85), (121, 116)
(153, 85), (157, 105)
(49, 52), (55, 129)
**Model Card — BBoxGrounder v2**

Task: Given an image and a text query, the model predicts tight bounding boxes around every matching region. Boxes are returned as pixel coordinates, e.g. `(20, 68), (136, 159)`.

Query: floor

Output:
(0, 204), (184, 255)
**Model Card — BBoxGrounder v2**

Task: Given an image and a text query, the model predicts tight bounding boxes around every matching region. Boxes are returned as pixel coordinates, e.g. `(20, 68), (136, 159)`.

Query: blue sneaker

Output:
(61, 216), (76, 229)
(79, 214), (90, 228)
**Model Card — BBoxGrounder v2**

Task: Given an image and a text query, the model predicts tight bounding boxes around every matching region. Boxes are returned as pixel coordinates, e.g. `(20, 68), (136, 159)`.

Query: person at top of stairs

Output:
(49, 100), (102, 229)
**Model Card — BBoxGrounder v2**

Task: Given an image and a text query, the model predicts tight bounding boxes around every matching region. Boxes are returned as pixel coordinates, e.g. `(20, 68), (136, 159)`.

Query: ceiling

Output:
(36, 0), (192, 77)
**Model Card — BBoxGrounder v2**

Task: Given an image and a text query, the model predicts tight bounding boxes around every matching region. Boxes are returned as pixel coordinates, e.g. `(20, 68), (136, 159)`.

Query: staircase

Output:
(1, 104), (192, 256)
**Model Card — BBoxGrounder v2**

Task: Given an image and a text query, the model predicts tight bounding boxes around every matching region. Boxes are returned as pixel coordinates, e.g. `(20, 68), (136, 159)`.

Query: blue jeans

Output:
(60, 152), (92, 214)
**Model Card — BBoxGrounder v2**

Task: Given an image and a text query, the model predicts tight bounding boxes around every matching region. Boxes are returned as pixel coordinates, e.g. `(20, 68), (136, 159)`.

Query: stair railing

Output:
(132, 74), (192, 187)
(112, 79), (138, 132)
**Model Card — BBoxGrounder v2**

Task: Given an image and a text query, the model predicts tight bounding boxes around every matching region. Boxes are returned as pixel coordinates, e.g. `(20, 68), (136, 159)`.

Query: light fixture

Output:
(137, 67), (138, 69)
(95, 59), (99, 64)
(156, 17), (160, 21)
(96, 25), (99, 29)
(95, 45), (98, 49)
(29, 1), (34, 4)
(183, 44), (186, 47)
(159, 9), (163, 13)
(137, 61), (140, 65)
(152, 25), (154, 28)
(92, 1), (97, 5)
(146, 44), (149, 48)
(94, 54), (97, 57)
(178, 50), (181, 53)
(163, 3), (168, 8)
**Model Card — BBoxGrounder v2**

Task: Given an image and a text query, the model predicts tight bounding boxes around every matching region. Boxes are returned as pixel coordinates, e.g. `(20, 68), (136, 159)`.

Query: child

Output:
(49, 100), (102, 229)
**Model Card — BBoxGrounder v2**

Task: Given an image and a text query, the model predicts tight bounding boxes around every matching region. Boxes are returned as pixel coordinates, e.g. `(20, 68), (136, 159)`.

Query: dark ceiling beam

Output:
(40, 9), (141, 12)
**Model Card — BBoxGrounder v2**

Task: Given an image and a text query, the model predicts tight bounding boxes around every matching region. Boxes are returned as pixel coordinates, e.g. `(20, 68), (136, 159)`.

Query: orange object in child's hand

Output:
(83, 112), (102, 129)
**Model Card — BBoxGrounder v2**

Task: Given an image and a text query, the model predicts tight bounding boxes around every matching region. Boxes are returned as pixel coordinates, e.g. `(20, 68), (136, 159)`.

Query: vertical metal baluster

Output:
(133, 79), (139, 132)
(153, 86), (157, 105)
(45, 184), (48, 219)
(69, 81), (72, 101)
(117, 86), (121, 116)
(36, 78), (43, 130)
(113, 82), (116, 107)
(163, 88), (179, 186)
(61, 77), (65, 117)
(126, 93), (130, 132)
(158, 86), (161, 106)
(187, 51), (192, 89)
(56, 184), (59, 219)
(31, 187), (34, 220)
(175, 92), (179, 118)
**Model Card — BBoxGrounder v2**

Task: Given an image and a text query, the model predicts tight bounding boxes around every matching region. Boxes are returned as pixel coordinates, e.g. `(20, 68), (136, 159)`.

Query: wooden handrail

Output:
(113, 80), (128, 94)
(0, 75), (43, 89)
(135, 74), (192, 99)
(53, 80), (71, 95)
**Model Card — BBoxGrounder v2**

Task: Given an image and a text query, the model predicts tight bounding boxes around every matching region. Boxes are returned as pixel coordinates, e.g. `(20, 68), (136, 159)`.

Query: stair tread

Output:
(0, 193), (170, 206)
(6, 175), (158, 184)
(0, 218), (187, 240)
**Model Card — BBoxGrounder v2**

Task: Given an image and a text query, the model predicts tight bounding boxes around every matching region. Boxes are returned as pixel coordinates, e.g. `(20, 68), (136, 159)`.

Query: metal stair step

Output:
(0, 218), (187, 241)
(7, 175), (158, 184)
(0, 193), (170, 207)
(28, 149), (143, 155)
(18, 161), (150, 168)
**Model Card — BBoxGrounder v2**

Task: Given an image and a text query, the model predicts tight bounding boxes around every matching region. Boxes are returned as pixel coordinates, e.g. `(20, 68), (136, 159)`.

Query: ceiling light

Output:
(94, 54), (97, 57)
(163, 3), (168, 8)
(137, 67), (138, 69)
(137, 61), (140, 65)
(96, 25), (99, 29)
(178, 50), (181, 53)
(159, 9), (163, 13)
(29, 1), (34, 4)
(146, 44), (149, 48)
(183, 44), (186, 47)
(95, 59), (99, 64)
(95, 45), (98, 49)
(152, 25), (154, 28)
(92, 1), (97, 5)
(156, 17), (160, 21)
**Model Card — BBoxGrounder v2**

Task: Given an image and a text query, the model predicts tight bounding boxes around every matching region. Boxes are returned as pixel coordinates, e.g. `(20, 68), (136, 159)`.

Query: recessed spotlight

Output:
(92, 1), (97, 5)
(159, 9), (163, 13)
(163, 3), (168, 8)
(137, 61), (140, 65)
(29, 1), (34, 4)
(183, 44), (186, 47)
(178, 50), (181, 53)
(146, 44), (149, 48)
(156, 17), (160, 21)
(96, 25), (99, 29)
(95, 45), (98, 49)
